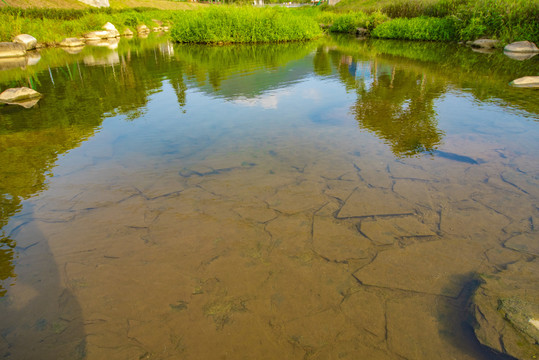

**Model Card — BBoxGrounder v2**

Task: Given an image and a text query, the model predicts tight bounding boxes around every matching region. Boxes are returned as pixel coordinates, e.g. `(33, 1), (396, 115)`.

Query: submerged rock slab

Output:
(359, 216), (436, 246)
(504, 41), (539, 53)
(504, 232), (539, 256)
(470, 259), (539, 360)
(354, 240), (483, 297)
(337, 187), (414, 219)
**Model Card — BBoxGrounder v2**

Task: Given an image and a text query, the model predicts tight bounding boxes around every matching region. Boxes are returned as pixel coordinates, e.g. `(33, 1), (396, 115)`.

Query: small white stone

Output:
(530, 318), (539, 330)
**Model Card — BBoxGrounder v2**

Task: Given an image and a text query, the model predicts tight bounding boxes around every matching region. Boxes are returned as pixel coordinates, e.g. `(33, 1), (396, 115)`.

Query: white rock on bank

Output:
(0, 42), (26, 58)
(122, 28), (134, 36)
(0, 87), (41, 102)
(504, 41), (539, 53)
(59, 37), (85, 48)
(509, 76), (539, 88)
(137, 24), (150, 34)
(77, 0), (110, 7)
(470, 39), (500, 49)
(13, 34), (37, 50)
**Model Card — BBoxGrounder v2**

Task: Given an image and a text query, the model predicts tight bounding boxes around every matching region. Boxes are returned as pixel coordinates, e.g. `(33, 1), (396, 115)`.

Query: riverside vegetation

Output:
(0, 0), (538, 44)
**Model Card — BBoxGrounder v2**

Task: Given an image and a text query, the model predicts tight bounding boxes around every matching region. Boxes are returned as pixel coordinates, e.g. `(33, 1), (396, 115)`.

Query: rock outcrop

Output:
(509, 76), (539, 88)
(0, 42), (26, 58)
(13, 34), (37, 50)
(470, 259), (539, 360)
(504, 41), (539, 53)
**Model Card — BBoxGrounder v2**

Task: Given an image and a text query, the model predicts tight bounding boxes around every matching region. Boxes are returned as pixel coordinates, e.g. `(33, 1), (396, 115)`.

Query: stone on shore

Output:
(137, 24), (150, 34)
(0, 42), (26, 58)
(59, 38), (85, 48)
(13, 34), (37, 50)
(0, 87), (41, 102)
(504, 41), (539, 53)
(509, 76), (539, 88)
(83, 30), (118, 41)
(469, 259), (539, 360)
(122, 28), (134, 36)
(470, 39), (500, 49)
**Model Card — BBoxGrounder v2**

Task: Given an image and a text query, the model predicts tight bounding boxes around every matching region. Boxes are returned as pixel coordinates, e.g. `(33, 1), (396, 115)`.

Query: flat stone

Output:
(13, 34), (37, 50)
(504, 41), (539, 53)
(337, 187), (414, 219)
(470, 39), (501, 49)
(0, 87), (41, 103)
(510, 76), (539, 88)
(359, 216), (436, 246)
(470, 259), (539, 359)
(83, 30), (118, 40)
(59, 38), (85, 47)
(354, 240), (483, 297)
(504, 232), (539, 256)
(312, 215), (372, 262)
(0, 42), (26, 58)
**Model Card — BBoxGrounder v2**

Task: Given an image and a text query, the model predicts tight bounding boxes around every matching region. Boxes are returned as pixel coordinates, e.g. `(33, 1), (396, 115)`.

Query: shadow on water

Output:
(0, 204), (86, 359)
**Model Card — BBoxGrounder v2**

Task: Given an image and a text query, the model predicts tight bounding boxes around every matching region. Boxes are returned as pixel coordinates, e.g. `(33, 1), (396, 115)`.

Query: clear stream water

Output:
(0, 34), (538, 359)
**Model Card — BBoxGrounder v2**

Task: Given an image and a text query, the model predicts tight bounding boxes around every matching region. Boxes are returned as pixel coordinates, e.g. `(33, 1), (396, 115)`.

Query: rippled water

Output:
(0, 34), (538, 359)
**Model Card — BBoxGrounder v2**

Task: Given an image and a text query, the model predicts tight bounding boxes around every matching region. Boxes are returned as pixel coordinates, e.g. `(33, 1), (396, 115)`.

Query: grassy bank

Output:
(0, 7), (177, 43)
(170, 7), (323, 43)
(329, 0), (539, 43)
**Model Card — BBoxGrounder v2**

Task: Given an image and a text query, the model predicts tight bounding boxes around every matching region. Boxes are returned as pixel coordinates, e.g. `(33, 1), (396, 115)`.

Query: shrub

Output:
(371, 16), (459, 41)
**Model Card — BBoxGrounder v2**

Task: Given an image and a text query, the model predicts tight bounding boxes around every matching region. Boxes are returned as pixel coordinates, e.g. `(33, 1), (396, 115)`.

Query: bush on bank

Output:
(170, 7), (322, 43)
(371, 16), (458, 41)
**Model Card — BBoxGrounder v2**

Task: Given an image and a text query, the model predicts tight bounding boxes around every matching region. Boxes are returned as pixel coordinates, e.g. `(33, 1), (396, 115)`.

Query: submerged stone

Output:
(470, 259), (539, 360)
(504, 41), (539, 53)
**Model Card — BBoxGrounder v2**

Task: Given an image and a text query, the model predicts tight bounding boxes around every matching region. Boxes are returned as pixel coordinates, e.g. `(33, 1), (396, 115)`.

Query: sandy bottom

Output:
(1, 106), (538, 360)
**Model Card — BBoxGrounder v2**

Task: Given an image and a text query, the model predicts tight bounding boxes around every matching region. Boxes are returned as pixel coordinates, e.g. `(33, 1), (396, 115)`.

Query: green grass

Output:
(328, 10), (388, 32)
(170, 6), (323, 43)
(371, 16), (458, 41)
(330, 0), (539, 43)
(0, 7), (174, 42)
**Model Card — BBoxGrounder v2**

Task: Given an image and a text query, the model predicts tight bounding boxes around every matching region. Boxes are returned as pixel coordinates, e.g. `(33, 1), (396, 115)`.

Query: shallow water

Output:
(0, 35), (538, 359)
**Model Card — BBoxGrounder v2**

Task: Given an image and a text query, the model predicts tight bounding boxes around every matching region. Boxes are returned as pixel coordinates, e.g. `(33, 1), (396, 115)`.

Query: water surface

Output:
(1, 34), (538, 359)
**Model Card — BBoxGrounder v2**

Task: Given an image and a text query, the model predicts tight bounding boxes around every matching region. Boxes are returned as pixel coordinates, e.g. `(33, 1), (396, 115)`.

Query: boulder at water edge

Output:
(510, 76), (539, 88)
(470, 39), (501, 49)
(13, 34), (37, 50)
(0, 42), (26, 58)
(122, 28), (134, 36)
(0, 87), (41, 103)
(469, 259), (539, 360)
(137, 25), (150, 34)
(59, 38), (85, 48)
(504, 41), (539, 53)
